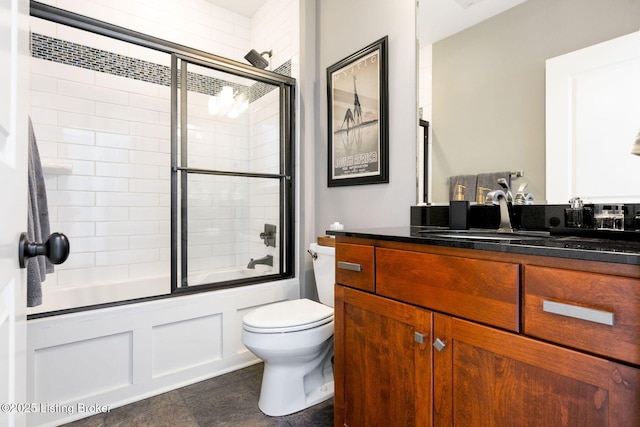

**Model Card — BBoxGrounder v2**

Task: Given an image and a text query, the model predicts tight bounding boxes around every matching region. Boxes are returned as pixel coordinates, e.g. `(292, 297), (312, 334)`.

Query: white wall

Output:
(314, 0), (418, 233)
(40, 0), (252, 61)
(298, 0), (318, 299)
(418, 43), (432, 203)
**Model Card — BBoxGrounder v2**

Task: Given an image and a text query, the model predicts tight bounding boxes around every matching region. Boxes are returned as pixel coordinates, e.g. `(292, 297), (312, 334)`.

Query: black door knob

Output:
(19, 232), (70, 268)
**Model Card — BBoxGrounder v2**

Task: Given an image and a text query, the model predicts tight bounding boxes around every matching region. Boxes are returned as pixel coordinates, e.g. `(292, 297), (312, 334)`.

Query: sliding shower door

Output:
(28, 4), (295, 315)
(28, 25), (174, 315)
(173, 56), (294, 291)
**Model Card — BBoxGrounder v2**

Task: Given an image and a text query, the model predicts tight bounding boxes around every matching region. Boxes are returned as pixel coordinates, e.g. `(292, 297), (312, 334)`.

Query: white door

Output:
(0, 0), (29, 425)
(546, 31), (640, 204)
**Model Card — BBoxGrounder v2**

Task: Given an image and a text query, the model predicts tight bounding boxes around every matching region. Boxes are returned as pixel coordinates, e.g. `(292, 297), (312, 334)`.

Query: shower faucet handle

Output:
(260, 224), (276, 247)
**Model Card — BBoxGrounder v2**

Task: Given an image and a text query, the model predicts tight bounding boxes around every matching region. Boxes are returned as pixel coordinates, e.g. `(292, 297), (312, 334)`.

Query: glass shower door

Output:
(173, 56), (293, 290)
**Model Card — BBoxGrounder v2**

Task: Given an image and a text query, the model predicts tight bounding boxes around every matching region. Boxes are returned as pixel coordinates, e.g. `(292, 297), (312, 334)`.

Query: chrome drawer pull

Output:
(542, 300), (615, 326)
(338, 261), (363, 272)
(433, 338), (446, 352)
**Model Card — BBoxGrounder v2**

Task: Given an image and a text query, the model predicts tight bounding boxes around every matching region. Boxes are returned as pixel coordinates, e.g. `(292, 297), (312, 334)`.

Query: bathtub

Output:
(27, 275), (299, 427)
(188, 264), (273, 285)
(27, 265), (275, 315)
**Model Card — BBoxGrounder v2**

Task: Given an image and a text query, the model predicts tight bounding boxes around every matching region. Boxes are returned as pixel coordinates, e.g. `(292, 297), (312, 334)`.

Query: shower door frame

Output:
(29, 0), (296, 310)
(171, 53), (296, 292)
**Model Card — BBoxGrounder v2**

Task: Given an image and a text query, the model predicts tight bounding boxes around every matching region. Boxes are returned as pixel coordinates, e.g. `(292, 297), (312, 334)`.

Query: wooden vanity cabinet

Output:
(334, 239), (640, 427)
(433, 314), (640, 427)
(334, 285), (432, 427)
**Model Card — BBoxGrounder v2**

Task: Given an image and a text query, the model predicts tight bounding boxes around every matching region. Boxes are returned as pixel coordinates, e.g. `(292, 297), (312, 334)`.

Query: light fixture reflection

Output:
(208, 86), (247, 118)
(632, 128), (640, 156)
(228, 95), (249, 119)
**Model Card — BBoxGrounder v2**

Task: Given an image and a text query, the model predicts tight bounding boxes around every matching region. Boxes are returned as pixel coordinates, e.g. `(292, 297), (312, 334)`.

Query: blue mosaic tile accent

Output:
(31, 33), (291, 102)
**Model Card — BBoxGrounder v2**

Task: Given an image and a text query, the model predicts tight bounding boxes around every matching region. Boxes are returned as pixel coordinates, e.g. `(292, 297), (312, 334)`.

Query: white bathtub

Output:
(188, 264), (274, 285)
(27, 265), (275, 315)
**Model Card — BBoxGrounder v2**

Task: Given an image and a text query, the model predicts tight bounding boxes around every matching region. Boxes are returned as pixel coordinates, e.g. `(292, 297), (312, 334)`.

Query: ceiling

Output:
(419, 0), (527, 44)
(206, 0), (526, 44)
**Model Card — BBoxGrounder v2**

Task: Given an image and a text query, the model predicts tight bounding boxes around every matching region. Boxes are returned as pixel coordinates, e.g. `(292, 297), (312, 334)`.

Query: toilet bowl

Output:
(241, 242), (335, 416)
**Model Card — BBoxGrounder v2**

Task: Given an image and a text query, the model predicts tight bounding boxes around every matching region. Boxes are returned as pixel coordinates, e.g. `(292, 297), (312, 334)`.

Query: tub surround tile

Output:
(32, 33), (291, 101)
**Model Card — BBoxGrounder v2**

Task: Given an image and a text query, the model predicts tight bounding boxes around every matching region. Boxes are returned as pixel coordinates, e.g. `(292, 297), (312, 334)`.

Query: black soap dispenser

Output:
(449, 184), (470, 230)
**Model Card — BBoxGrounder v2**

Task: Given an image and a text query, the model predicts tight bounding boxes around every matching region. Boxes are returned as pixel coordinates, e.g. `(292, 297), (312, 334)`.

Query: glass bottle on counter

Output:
(594, 204), (625, 231)
(565, 197), (593, 228)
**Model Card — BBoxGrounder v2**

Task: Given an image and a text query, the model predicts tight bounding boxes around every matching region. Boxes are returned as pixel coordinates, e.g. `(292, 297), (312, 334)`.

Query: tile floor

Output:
(63, 363), (334, 427)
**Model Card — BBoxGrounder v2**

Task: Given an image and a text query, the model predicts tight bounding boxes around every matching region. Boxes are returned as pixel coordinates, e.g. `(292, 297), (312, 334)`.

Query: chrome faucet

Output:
(514, 182), (535, 205)
(497, 178), (513, 203)
(486, 189), (513, 233)
(247, 254), (273, 269)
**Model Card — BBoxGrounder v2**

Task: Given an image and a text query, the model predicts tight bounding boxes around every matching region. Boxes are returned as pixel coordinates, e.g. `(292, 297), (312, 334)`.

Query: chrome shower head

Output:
(244, 49), (272, 69)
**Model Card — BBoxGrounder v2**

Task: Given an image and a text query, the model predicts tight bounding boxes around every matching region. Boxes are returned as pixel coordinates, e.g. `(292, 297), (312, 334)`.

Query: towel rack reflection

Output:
(449, 170), (524, 181)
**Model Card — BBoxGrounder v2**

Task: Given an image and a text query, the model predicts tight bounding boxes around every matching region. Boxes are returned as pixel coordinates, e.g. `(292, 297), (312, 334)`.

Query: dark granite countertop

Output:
(328, 226), (640, 266)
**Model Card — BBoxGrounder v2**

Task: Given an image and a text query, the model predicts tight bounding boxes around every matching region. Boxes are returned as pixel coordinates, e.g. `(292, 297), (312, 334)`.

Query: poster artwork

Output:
(331, 50), (380, 180)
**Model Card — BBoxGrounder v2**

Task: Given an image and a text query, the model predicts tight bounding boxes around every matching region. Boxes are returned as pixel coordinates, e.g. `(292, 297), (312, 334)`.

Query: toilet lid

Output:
(243, 298), (334, 333)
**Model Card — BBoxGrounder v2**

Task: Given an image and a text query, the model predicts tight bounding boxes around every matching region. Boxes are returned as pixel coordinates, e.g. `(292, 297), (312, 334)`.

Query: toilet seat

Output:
(243, 298), (334, 333)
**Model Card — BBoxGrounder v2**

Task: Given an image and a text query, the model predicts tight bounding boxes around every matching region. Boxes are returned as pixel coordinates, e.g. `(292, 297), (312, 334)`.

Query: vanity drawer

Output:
(376, 248), (520, 332)
(335, 243), (375, 292)
(524, 265), (640, 366)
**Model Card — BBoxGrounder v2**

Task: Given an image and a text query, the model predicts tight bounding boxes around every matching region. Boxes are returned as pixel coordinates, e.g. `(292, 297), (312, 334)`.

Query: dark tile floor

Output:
(63, 363), (334, 427)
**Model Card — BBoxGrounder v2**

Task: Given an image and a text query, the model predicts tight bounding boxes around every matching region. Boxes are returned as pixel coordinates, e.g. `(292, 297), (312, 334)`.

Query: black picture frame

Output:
(327, 36), (389, 187)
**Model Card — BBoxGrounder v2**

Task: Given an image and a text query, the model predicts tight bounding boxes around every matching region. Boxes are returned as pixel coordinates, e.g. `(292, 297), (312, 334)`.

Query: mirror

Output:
(546, 31), (640, 204)
(418, 0), (640, 205)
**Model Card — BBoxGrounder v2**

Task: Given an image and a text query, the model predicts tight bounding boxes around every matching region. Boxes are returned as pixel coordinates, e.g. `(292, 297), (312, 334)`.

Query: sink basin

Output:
(417, 229), (550, 242)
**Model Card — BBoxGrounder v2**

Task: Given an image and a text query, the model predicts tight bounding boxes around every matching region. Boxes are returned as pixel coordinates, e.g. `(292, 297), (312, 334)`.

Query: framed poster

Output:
(327, 36), (389, 187)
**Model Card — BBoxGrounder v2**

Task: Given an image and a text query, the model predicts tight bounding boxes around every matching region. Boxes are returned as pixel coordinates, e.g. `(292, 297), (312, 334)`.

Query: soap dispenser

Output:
(449, 185), (470, 230)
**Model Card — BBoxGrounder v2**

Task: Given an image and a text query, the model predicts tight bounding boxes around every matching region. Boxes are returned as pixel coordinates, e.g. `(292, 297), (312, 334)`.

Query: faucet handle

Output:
(497, 178), (513, 202)
(516, 182), (529, 194)
(515, 182), (534, 205)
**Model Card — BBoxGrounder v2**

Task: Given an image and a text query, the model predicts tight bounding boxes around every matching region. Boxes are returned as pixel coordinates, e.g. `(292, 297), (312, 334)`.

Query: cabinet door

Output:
(334, 285), (433, 427)
(433, 314), (640, 427)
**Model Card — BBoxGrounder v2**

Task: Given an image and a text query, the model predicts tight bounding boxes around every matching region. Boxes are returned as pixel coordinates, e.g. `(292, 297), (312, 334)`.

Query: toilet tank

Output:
(309, 242), (335, 307)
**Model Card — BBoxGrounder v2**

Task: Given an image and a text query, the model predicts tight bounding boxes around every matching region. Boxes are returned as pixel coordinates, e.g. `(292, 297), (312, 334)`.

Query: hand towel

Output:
(449, 174), (477, 201)
(27, 117), (53, 307)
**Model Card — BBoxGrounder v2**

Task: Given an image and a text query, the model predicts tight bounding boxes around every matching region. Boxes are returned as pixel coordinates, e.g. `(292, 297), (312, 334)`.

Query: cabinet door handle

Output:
(414, 332), (425, 344)
(542, 300), (615, 326)
(338, 261), (362, 272)
(433, 338), (446, 352)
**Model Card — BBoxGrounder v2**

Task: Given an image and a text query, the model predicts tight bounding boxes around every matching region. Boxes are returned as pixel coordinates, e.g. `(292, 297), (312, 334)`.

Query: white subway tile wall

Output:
(28, 0), (296, 313)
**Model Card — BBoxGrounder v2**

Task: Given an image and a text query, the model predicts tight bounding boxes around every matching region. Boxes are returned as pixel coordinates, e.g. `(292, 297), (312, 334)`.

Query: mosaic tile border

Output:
(31, 33), (291, 103)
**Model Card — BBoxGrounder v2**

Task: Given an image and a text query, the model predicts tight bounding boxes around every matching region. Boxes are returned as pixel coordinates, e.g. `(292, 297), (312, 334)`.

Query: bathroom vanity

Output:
(330, 227), (640, 427)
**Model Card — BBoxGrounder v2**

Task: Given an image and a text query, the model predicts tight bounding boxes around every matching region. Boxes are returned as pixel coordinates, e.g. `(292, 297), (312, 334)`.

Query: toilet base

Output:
(257, 340), (334, 416)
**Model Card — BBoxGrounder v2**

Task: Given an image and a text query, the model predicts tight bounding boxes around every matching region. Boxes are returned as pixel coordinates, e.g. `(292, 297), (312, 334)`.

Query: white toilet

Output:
(241, 242), (335, 416)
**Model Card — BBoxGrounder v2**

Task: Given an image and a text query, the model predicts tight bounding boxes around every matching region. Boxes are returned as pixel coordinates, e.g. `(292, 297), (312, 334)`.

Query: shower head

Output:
(244, 49), (272, 69)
